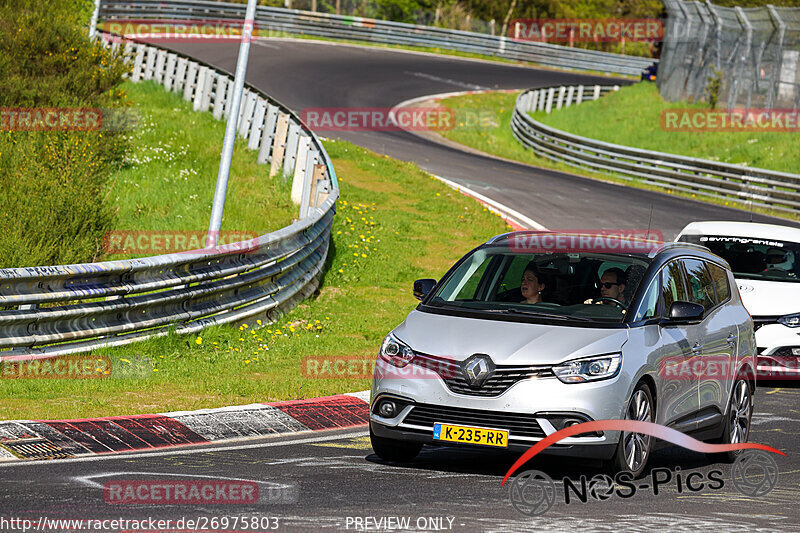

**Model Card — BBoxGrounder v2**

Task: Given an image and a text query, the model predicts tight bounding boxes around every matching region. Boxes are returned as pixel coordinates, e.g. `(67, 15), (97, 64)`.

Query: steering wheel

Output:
(595, 297), (626, 309)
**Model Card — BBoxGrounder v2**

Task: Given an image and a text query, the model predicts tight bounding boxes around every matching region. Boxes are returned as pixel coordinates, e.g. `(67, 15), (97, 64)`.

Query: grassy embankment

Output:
(436, 83), (800, 221)
(0, 82), (509, 420)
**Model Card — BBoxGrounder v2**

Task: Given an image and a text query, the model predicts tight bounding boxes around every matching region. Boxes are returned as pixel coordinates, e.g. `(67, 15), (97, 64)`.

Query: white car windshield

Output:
(681, 235), (800, 283)
(428, 248), (652, 323)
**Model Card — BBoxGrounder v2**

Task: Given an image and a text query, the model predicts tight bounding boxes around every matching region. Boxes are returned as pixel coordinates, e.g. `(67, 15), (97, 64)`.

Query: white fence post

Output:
(291, 136), (312, 204)
(248, 99), (267, 150)
(270, 113), (290, 177)
(258, 105), (279, 164)
(213, 77), (228, 120)
(545, 87), (555, 113)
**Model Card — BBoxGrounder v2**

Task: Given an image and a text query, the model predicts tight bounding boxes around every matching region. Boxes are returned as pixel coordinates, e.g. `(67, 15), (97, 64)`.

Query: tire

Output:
(605, 382), (655, 478)
(370, 428), (422, 462)
(707, 377), (753, 464)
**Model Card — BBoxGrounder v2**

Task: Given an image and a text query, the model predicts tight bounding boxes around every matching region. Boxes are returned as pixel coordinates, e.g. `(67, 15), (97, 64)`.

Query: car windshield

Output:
(427, 246), (652, 324)
(680, 235), (800, 283)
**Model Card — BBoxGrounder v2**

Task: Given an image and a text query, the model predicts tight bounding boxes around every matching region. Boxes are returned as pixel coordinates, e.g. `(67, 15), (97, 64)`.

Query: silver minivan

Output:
(370, 232), (757, 476)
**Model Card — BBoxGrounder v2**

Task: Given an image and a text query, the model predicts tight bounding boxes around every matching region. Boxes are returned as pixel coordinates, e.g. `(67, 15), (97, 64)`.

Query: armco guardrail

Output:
(511, 85), (800, 216)
(0, 33), (338, 359)
(96, 0), (654, 77)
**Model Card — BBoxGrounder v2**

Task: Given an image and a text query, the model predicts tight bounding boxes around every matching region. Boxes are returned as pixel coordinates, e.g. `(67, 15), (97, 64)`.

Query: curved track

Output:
(166, 39), (798, 237)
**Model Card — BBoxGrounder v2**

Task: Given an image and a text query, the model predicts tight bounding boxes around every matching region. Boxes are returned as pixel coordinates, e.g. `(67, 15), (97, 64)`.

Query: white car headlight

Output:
(777, 313), (800, 328)
(552, 353), (622, 383)
(379, 333), (415, 368)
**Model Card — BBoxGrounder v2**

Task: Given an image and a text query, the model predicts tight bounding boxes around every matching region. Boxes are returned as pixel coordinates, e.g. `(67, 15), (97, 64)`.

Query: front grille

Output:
(401, 403), (546, 439)
(412, 352), (553, 397)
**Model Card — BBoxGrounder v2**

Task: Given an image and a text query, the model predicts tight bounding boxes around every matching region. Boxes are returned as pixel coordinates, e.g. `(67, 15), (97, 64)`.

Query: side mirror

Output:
(413, 278), (437, 301)
(666, 301), (705, 324)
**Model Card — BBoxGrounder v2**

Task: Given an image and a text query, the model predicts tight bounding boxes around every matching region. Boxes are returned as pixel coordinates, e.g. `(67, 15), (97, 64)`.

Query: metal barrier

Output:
(0, 33), (339, 359)
(96, 0), (654, 77)
(659, 0), (800, 110)
(511, 85), (800, 216)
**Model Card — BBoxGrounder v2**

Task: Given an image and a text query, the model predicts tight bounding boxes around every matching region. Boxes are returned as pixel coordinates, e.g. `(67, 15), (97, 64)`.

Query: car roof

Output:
(677, 221), (800, 243)
(485, 231), (721, 263)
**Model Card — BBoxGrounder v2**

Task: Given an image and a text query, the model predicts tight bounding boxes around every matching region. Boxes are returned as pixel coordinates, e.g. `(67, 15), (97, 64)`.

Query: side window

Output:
(661, 261), (687, 316)
(495, 256), (532, 296)
(682, 259), (718, 310)
(633, 275), (659, 321)
(454, 259), (490, 300)
(707, 262), (731, 303)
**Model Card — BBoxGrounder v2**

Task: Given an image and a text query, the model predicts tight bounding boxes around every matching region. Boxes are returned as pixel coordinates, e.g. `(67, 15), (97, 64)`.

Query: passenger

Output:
(520, 261), (546, 304)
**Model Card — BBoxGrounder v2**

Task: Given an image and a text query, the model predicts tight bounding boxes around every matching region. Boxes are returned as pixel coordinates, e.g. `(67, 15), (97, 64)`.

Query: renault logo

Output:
(462, 354), (495, 387)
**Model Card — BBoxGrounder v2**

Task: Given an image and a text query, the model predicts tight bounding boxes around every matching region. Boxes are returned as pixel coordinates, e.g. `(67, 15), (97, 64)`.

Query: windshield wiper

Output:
(500, 308), (595, 322)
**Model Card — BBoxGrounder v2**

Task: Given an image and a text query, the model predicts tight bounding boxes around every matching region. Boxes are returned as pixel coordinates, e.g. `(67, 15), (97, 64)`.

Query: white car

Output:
(677, 221), (800, 378)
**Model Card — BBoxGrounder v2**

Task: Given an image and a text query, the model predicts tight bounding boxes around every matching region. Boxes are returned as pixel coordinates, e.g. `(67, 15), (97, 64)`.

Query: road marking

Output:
(404, 71), (489, 91)
(0, 429), (368, 469)
(313, 436), (372, 450)
(433, 174), (547, 230)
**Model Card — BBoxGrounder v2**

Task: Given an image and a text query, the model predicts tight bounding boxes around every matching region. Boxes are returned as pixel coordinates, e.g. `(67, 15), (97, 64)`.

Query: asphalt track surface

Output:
(165, 38), (799, 238)
(5, 40), (800, 533)
(2, 386), (798, 531)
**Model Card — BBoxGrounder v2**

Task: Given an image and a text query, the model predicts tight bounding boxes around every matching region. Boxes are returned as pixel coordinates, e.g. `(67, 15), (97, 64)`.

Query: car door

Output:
(683, 259), (737, 423)
(657, 260), (702, 429)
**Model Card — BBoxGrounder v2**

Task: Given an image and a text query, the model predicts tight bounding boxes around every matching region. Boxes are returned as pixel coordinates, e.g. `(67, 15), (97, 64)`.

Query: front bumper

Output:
(370, 357), (629, 459)
(755, 323), (800, 379)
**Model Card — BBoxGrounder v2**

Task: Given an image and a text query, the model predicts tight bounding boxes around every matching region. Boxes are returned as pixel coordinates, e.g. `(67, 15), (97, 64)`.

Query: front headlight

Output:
(777, 313), (800, 328)
(552, 353), (622, 383)
(379, 333), (415, 368)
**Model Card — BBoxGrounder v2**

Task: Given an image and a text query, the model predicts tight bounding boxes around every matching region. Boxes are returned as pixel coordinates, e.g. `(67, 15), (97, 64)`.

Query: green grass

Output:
(531, 83), (800, 173)
(0, 139), (509, 421)
(436, 86), (800, 221)
(103, 81), (296, 260)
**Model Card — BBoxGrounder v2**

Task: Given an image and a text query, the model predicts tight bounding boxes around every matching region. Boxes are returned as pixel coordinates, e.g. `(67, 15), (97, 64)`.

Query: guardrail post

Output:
(258, 105), (279, 164)
(593, 85), (601, 100)
(213, 77), (228, 120)
(174, 58), (188, 93)
(565, 86), (575, 107)
(164, 53), (177, 91)
(88, 0), (101, 40)
(144, 47), (156, 80)
(270, 113), (290, 177)
(556, 86), (565, 110)
(183, 62), (198, 102)
(238, 91), (258, 138)
(530, 91), (538, 112)
(248, 99), (267, 150)
(236, 89), (251, 132)
(545, 88), (555, 113)
(283, 123), (301, 177)
(193, 67), (209, 111)
(312, 164), (331, 208)
(291, 136), (312, 204)
(300, 150), (320, 218)
(576, 85), (584, 104)
(154, 50), (167, 83)
(537, 89), (546, 111)
(131, 45), (145, 82)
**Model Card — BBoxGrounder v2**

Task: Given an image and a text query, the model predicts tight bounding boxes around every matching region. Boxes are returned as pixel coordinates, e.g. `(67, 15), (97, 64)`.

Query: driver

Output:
(765, 247), (794, 271)
(585, 268), (627, 306)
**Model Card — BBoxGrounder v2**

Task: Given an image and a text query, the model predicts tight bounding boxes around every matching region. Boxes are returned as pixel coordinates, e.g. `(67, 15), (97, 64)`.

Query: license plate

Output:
(432, 423), (508, 447)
